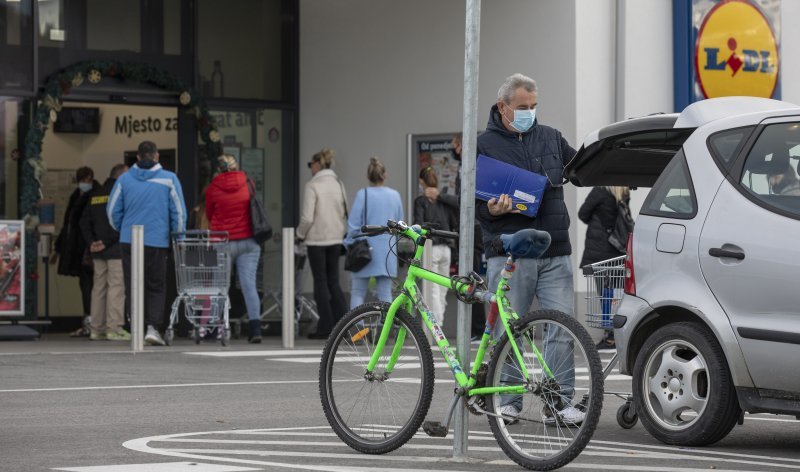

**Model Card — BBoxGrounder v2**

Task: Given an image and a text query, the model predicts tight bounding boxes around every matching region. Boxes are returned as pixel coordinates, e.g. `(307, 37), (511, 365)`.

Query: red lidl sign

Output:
(694, 0), (779, 99)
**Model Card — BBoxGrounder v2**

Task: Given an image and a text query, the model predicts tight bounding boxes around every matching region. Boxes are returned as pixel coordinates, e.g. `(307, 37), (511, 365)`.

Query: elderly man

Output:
(476, 73), (583, 424)
(108, 141), (186, 346)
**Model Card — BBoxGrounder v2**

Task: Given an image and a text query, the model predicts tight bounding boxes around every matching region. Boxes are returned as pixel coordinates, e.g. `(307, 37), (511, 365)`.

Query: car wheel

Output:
(632, 321), (740, 446)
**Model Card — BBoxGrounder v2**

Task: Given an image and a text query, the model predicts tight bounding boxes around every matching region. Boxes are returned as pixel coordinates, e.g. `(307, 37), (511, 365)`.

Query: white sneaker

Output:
(498, 404), (520, 425)
(145, 326), (166, 346)
(543, 405), (586, 426)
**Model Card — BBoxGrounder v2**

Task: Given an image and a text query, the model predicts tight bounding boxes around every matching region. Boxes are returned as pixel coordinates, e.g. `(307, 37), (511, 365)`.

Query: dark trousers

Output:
(307, 244), (347, 335)
(121, 243), (169, 329)
(78, 266), (93, 317)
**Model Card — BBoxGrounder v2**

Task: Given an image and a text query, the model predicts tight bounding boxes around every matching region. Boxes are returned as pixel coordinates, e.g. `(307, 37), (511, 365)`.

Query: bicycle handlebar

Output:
(360, 220), (459, 240)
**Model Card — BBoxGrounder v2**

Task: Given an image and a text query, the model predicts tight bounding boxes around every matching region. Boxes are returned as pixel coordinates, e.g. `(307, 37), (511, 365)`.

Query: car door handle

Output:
(709, 247), (745, 260)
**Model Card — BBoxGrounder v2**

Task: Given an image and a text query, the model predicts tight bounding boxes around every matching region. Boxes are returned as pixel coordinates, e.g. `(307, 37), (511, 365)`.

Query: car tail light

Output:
(624, 232), (636, 296)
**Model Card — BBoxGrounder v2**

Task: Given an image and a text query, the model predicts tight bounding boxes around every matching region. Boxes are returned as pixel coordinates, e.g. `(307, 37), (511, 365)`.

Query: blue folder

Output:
(475, 154), (548, 218)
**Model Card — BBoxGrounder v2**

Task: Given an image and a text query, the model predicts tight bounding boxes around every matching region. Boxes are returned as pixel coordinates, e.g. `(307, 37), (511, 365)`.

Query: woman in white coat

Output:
(297, 148), (349, 339)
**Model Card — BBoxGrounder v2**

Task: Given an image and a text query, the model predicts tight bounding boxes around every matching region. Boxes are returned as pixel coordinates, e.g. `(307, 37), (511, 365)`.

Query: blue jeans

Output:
(350, 276), (393, 309)
(228, 238), (262, 321)
(486, 255), (575, 408)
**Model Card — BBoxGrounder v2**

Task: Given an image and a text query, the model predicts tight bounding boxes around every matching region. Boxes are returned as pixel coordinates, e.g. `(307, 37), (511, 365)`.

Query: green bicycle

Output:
(319, 220), (603, 471)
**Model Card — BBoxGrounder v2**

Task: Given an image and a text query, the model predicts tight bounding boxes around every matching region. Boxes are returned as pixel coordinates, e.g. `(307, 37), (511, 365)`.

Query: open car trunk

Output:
(565, 113), (695, 187)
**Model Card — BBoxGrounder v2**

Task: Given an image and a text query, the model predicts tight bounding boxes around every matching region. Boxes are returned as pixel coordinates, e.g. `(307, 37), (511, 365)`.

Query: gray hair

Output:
(497, 73), (537, 103)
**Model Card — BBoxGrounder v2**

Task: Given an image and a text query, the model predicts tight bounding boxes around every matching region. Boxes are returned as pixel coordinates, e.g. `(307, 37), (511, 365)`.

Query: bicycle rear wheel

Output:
(486, 309), (603, 471)
(319, 302), (434, 454)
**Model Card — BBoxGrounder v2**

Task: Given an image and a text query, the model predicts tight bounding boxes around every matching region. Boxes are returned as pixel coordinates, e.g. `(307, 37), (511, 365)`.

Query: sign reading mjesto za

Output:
(693, 0), (780, 99)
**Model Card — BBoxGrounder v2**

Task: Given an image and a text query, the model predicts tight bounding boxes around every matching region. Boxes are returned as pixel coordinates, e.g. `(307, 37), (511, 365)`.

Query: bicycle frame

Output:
(365, 225), (555, 398)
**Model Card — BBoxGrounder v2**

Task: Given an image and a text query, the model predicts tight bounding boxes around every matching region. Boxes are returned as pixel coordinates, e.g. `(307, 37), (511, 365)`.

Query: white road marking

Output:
(53, 462), (261, 471)
(0, 380), (319, 394)
(184, 349), (323, 357)
(127, 426), (800, 471)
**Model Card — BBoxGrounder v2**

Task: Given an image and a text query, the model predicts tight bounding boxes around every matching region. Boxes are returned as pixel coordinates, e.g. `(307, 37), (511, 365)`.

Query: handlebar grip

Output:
(429, 228), (459, 240)
(360, 225), (386, 235)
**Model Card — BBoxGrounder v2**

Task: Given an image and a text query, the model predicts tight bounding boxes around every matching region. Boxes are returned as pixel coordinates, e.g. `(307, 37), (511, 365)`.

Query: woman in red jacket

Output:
(206, 155), (263, 343)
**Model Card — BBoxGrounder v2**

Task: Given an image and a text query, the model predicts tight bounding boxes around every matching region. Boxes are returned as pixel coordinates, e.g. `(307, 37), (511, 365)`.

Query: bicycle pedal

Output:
(422, 421), (448, 438)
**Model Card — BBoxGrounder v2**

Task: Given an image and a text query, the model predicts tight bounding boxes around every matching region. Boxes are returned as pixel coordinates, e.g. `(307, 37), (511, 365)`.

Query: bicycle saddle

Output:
(499, 228), (551, 259)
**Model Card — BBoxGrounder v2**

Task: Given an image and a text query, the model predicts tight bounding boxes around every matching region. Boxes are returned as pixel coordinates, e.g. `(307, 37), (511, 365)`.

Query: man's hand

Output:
(424, 187), (440, 202)
(487, 194), (520, 216)
(90, 241), (106, 253)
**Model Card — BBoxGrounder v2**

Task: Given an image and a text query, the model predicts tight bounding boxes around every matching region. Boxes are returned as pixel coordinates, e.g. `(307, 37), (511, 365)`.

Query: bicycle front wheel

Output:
(486, 309), (603, 471)
(319, 302), (434, 454)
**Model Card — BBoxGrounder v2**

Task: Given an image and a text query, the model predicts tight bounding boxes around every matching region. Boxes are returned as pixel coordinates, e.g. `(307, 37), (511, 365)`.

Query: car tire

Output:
(632, 321), (740, 446)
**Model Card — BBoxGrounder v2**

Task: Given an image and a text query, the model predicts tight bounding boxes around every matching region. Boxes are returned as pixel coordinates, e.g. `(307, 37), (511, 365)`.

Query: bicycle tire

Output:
(319, 302), (434, 454)
(486, 309), (603, 471)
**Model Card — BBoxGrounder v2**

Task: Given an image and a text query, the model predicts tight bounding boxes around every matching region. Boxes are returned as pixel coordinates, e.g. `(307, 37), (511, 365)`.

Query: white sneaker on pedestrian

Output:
(145, 325), (166, 346)
(498, 404), (520, 425)
(543, 405), (586, 426)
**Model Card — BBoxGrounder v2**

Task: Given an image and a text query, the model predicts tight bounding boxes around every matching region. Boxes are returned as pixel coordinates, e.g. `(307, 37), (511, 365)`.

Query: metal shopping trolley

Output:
(166, 230), (232, 346)
(582, 255), (638, 429)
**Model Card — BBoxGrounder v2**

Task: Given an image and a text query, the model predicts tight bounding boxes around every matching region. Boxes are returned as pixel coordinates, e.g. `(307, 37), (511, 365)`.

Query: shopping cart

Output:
(240, 242), (318, 337)
(166, 230), (232, 346)
(582, 255), (638, 429)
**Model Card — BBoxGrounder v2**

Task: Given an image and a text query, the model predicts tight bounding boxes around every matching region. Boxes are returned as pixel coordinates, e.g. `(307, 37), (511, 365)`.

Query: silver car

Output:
(565, 96), (800, 446)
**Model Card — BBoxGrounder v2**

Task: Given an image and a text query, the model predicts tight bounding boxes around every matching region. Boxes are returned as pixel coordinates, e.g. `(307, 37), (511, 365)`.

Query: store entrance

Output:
(39, 101), (179, 326)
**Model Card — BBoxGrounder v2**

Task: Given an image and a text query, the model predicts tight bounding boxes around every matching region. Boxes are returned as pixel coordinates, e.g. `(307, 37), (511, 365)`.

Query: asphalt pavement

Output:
(1, 333), (799, 471)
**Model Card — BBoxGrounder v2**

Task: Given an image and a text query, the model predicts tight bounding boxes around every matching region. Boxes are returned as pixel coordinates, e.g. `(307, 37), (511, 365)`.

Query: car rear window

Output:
(708, 126), (754, 168)
(640, 149), (697, 219)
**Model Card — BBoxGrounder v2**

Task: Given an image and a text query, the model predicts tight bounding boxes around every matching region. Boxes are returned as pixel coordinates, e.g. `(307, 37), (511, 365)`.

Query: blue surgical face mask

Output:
(509, 108), (536, 133)
(78, 182), (93, 193)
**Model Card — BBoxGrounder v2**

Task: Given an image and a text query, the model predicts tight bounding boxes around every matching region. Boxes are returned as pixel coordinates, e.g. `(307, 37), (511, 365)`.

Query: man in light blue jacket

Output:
(108, 141), (186, 346)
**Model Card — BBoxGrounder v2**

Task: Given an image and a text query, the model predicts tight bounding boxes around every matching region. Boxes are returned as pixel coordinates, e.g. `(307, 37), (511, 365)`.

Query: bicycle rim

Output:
(319, 303), (434, 454)
(486, 309), (603, 471)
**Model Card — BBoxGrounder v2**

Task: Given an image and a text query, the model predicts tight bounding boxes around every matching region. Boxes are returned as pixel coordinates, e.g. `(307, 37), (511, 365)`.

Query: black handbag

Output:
(247, 178), (273, 244)
(344, 188), (372, 272)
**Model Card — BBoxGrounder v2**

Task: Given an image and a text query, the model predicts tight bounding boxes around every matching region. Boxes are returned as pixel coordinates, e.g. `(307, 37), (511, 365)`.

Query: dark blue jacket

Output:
(476, 105), (576, 258)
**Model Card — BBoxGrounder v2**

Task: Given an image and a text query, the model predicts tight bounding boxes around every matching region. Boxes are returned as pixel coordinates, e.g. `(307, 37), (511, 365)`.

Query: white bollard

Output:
(282, 227), (295, 348)
(131, 225), (144, 352)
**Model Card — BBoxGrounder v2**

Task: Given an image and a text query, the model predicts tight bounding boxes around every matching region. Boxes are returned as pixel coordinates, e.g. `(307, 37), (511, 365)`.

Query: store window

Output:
(197, 0), (283, 100)
(86, 0), (140, 52)
(201, 107), (286, 290)
(163, 0), (181, 56)
(1, 0), (34, 92)
(0, 98), (22, 219)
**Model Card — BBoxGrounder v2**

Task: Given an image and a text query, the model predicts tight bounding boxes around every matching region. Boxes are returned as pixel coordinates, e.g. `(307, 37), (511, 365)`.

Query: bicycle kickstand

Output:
(422, 392), (461, 438)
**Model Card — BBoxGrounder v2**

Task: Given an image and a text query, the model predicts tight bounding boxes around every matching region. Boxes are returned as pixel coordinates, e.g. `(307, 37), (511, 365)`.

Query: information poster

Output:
(240, 148), (265, 193)
(0, 220), (24, 316)
(39, 169), (77, 234)
(406, 133), (460, 221)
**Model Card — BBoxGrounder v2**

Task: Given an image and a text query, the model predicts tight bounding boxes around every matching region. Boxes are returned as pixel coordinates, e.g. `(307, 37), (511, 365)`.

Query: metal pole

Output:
(454, 0), (481, 459)
(282, 227), (295, 348)
(131, 225), (144, 352)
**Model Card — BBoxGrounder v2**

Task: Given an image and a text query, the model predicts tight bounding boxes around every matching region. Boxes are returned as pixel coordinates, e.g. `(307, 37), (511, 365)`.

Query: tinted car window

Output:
(740, 123), (800, 217)
(708, 126), (754, 167)
(640, 149), (697, 219)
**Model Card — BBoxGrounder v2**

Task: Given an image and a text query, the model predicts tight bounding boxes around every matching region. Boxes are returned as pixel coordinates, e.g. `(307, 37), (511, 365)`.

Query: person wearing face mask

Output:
(52, 166), (100, 337)
(475, 73), (582, 425)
